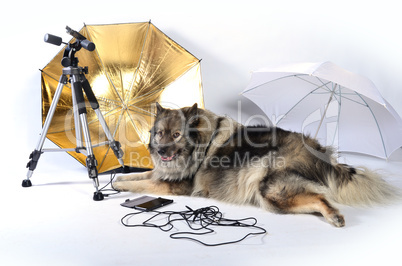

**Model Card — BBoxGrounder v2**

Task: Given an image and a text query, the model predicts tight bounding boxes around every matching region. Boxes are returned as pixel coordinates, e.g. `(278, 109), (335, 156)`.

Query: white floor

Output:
(2, 149), (402, 266)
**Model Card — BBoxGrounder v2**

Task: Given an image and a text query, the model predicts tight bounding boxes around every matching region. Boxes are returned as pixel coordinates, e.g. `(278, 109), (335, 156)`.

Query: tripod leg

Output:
(23, 74), (68, 187)
(81, 75), (124, 165)
(72, 75), (104, 201)
(71, 80), (84, 151)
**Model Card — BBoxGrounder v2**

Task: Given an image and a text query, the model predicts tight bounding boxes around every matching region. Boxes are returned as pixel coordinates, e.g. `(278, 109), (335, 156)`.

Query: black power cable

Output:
(98, 172), (121, 197)
(121, 205), (267, 246)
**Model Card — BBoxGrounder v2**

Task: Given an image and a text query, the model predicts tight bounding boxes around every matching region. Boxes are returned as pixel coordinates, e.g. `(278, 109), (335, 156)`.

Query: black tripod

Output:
(23, 26), (125, 201)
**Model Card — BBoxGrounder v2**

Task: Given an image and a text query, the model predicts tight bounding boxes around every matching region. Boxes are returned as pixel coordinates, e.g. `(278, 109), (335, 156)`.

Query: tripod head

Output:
(44, 26), (95, 67)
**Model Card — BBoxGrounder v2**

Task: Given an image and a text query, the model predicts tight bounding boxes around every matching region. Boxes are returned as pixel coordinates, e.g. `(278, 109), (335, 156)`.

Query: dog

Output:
(113, 103), (399, 227)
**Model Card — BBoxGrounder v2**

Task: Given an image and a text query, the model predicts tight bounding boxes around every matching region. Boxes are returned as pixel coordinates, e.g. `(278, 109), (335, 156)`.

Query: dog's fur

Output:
(113, 103), (399, 227)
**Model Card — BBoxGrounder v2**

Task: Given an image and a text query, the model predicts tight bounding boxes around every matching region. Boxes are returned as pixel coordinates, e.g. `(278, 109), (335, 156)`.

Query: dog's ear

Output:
(186, 103), (199, 126)
(155, 102), (165, 116)
(187, 103), (198, 118)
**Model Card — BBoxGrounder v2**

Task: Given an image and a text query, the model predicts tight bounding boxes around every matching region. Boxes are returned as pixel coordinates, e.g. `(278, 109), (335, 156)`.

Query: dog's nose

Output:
(158, 148), (166, 156)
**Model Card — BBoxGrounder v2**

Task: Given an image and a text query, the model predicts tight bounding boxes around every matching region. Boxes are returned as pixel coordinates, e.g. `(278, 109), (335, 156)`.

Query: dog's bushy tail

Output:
(326, 165), (400, 206)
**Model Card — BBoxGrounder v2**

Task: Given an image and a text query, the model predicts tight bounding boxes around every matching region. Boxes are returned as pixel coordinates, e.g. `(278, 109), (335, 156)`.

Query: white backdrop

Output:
(4, 1), (402, 115)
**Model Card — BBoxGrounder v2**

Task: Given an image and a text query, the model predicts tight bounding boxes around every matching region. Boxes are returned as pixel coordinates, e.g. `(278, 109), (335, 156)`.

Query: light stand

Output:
(23, 26), (125, 201)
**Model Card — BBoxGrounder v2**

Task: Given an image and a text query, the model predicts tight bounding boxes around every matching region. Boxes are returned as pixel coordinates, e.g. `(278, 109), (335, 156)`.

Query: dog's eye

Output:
(173, 132), (181, 138)
(156, 131), (163, 137)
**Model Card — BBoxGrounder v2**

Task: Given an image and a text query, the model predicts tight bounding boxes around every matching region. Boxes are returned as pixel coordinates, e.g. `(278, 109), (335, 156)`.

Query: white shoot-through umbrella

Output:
(242, 61), (402, 159)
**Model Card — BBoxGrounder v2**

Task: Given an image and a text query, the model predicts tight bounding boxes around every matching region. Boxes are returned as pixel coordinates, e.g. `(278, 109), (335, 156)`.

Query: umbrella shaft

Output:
(314, 85), (337, 139)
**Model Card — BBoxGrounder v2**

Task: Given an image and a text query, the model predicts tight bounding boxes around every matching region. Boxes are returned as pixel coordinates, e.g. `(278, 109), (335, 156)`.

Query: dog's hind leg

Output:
(266, 191), (345, 227)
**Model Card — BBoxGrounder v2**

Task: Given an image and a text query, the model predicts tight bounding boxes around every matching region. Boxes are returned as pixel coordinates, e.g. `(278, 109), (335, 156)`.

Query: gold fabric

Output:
(41, 22), (204, 173)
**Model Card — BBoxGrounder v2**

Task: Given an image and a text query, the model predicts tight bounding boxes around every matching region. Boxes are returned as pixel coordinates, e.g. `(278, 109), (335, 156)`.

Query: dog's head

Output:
(149, 103), (199, 165)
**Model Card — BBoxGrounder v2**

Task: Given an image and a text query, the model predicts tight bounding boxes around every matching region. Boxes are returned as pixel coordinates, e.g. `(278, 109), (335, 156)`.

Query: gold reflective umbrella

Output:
(41, 22), (204, 173)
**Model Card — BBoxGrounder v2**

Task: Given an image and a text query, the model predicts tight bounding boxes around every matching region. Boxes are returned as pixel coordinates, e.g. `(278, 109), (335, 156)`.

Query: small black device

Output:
(121, 196), (173, 211)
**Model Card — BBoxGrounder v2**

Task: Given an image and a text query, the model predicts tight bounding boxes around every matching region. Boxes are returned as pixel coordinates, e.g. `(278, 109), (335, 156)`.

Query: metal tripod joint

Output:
(63, 66), (85, 76)
(59, 74), (68, 84)
(86, 154), (98, 179)
(110, 140), (124, 159)
(26, 150), (43, 178)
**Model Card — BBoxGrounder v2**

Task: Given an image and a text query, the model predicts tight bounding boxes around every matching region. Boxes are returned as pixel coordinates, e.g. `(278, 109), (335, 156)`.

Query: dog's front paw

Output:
(112, 181), (129, 192)
(114, 175), (129, 182)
